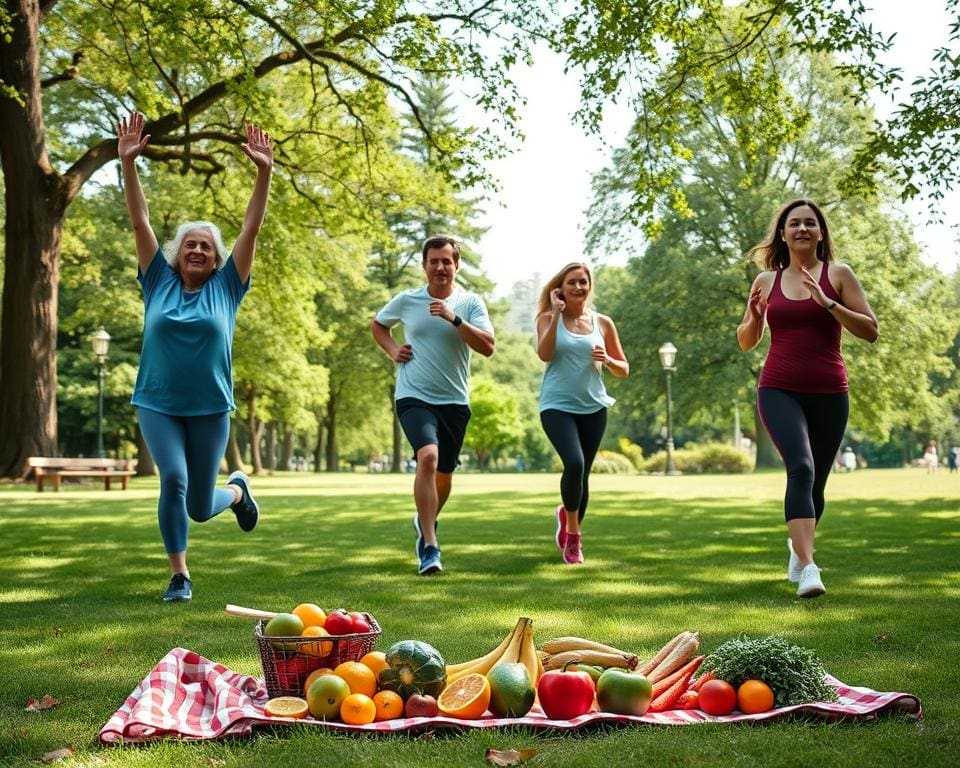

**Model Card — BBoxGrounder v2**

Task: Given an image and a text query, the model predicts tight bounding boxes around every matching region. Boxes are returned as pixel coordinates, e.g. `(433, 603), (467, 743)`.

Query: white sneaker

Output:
(796, 563), (825, 598)
(787, 539), (803, 583)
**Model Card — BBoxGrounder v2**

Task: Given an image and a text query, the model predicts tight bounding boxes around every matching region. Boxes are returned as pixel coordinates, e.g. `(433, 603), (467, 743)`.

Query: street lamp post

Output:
(658, 342), (679, 475)
(92, 327), (111, 458)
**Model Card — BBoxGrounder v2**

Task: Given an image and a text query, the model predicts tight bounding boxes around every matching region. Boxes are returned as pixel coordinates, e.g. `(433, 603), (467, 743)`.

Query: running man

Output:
(371, 236), (495, 575)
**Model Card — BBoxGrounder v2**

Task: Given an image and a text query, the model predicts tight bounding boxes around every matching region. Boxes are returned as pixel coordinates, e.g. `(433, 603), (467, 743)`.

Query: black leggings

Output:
(540, 408), (607, 522)
(758, 388), (849, 523)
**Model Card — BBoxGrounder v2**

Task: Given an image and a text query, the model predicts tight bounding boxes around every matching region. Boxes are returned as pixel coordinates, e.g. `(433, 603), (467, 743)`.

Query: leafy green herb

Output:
(701, 635), (838, 706)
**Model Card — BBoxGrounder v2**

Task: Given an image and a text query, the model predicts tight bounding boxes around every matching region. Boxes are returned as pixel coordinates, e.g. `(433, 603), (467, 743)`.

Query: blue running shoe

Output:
(163, 572), (192, 602)
(418, 544), (443, 575)
(413, 514), (438, 560)
(227, 470), (259, 532)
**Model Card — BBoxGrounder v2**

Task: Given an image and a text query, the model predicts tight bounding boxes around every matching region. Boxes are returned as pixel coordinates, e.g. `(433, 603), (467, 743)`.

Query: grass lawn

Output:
(1, 468), (957, 767)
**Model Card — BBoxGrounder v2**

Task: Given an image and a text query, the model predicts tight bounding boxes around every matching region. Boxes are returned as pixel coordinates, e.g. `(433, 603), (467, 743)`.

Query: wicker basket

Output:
(255, 614), (381, 698)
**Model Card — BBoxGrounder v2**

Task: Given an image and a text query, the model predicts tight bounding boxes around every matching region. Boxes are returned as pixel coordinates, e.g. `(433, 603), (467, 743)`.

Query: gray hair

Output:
(162, 221), (229, 270)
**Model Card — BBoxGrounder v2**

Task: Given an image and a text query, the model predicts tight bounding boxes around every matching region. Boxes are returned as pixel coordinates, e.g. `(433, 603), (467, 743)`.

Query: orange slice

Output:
(437, 673), (491, 719)
(264, 696), (309, 719)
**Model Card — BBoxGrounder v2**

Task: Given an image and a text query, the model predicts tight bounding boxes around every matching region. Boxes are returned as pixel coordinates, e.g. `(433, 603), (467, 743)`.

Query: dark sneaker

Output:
(227, 470), (259, 532)
(555, 505), (567, 551)
(413, 513), (438, 560)
(418, 544), (443, 575)
(163, 572), (192, 602)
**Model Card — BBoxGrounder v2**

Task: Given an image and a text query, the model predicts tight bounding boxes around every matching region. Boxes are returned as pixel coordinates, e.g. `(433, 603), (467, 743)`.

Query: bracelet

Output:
(451, 315), (463, 327)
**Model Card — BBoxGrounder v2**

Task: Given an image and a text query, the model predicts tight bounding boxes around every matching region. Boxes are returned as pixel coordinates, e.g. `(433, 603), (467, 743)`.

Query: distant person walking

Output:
(737, 199), (878, 598)
(119, 112), (271, 602)
(536, 263), (629, 565)
(949, 446), (958, 473)
(371, 236), (495, 575)
(923, 439), (938, 474)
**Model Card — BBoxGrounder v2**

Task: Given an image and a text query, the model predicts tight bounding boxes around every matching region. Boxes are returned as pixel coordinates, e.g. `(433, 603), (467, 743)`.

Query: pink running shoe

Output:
(563, 533), (583, 564)
(555, 505), (567, 551)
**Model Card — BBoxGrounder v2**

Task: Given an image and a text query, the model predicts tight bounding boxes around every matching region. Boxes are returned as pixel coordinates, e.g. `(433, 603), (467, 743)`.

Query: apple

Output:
(596, 669), (653, 716)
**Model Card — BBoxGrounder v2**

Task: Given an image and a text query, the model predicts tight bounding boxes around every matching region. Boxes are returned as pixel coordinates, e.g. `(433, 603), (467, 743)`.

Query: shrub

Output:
(591, 450), (636, 474)
(641, 442), (753, 474)
(617, 437), (644, 470)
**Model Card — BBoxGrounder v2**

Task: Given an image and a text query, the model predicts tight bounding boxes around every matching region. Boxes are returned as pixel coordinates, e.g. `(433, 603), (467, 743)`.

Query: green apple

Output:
(596, 669), (653, 715)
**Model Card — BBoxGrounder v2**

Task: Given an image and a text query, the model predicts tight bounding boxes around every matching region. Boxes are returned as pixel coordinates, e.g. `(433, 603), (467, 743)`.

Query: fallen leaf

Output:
(52, 626), (63, 637)
(204, 759), (227, 767)
(25, 695), (60, 712)
(104, 645), (114, 655)
(485, 748), (538, 766)
(873, 632), (891, 644)
(41, 747), (74, 763)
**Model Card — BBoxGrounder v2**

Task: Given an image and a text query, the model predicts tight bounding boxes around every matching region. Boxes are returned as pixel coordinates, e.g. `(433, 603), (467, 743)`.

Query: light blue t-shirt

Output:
(375, 285), (494, 405)
(132, 247), (249, 416)
(539, 311), (616, 414)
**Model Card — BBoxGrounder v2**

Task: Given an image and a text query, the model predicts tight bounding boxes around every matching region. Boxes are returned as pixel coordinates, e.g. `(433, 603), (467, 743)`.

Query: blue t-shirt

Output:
(132, 247), (249, 416)
(375, 285), (493, 405)
(539, 311), (615, 414)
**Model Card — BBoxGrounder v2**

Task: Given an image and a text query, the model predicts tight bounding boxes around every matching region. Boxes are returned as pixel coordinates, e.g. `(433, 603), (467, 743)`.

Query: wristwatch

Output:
(826, 301), (837, 311)
(452, 315), (463, 327)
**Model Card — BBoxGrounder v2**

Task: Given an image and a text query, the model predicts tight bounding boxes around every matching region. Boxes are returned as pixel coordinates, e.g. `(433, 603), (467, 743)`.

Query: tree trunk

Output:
(280, 425), (294, 471)
(134, 416), (156, 476)
(226, 418), (244, 473)
(265, 422), (276, 471)
(390, 383), (402, 472)
(314, 419), (324, 472)
(325, 392), (338, 472)
(246, 389), (264, 474)
(0, 1), (68, 477)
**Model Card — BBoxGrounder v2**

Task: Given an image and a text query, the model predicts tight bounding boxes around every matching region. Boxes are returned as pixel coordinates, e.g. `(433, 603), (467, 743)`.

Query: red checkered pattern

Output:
(99, 648), (922, 744)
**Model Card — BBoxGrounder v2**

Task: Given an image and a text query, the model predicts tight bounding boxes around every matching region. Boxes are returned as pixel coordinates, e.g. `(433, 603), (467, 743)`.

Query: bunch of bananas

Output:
(445, 616), (541, 686)
(539, 636), (640, 671)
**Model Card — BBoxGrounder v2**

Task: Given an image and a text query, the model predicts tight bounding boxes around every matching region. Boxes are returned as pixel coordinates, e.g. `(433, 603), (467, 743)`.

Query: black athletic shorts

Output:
(395, 397), (471, 473)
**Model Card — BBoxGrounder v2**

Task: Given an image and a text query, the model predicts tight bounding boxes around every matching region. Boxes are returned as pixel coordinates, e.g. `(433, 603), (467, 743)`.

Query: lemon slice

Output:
(264, 696), (309, 719)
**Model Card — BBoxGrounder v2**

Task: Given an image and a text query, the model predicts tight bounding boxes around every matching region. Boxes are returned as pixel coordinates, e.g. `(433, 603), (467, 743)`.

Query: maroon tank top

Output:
(758, 261), (847, 393)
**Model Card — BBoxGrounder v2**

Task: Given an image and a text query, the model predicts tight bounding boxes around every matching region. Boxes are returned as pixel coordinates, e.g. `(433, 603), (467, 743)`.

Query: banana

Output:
(489, 616), (529, 672)
(446, 617), (524, 675)
(541, 636), (637, 657)
(517, 617), (540, 685)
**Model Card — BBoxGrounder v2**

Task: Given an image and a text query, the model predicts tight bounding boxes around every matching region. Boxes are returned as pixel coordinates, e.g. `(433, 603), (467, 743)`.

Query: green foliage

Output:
(642, 442), (753, 474)
(464, 376), (525, 470)
(590, 450), (635, 474)
(617, 437), (644, 470)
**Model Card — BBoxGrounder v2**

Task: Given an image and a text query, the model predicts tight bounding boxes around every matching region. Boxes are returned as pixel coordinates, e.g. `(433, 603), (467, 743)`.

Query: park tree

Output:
(464, 376), (525, 470)
(0, 0), (543, 478)
(587, 20), (958, 464)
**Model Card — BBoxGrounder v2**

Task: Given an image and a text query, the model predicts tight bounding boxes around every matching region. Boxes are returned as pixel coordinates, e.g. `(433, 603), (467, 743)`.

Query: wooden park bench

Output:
(27, 457), (137, 492)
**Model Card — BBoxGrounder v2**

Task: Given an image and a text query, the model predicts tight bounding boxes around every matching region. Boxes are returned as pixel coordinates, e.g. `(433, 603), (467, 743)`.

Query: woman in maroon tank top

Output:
(737, 199), (878, 598)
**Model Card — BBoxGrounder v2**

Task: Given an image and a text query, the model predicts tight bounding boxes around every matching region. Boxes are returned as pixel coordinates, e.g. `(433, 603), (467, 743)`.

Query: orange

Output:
(292, 603), (327, 628)
(437, 672), (491, 719)
(302, 625), (333, 657)
(264, 696), (309, 719)
(359, 651), (389, 678)
(303, 667), (336, 697)
(333, 661), (377, 697)
(737, 679), (775, 714)
(340, 693), (377, 725)
(372, 689), (404, 721)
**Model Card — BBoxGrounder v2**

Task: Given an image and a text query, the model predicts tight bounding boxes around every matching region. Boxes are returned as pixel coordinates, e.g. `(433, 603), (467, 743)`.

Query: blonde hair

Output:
(162, 221), (229, 271)
(537, 262), (593, 316)
(747, 199), (835, 270)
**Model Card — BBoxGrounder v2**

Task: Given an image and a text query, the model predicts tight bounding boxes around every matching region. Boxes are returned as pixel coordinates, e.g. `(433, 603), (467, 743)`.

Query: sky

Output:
(471, 2), (960, 296)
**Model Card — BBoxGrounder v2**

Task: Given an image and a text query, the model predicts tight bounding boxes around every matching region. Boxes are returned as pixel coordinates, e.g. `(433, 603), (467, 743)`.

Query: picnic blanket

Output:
(98, 647), (922, 744)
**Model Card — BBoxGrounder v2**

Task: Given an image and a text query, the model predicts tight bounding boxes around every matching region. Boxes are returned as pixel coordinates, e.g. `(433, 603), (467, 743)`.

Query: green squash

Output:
(378, 640), (446, 700)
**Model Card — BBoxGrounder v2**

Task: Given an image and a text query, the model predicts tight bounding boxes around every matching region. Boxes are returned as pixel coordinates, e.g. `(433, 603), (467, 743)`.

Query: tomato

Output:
(323, 610), (354, 635)
(349, 611), (372, 633)
(536, 663), (595, 720)
(595, 669), (652, 716)
(698, 679), (737, 716)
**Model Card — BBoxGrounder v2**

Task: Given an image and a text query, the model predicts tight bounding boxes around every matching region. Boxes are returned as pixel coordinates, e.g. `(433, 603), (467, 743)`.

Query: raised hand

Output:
(240, 124), (273, 169)
(551, 288), (566, 313)
(748, 285), (767, 320)
(800, 267), (828, 307)
(116, 112), (149, 161)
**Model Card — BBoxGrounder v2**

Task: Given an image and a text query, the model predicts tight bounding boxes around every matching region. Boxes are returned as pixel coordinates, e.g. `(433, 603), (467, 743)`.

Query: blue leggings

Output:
(540, 408), (607, 522)
(138, 408), (235, 554)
